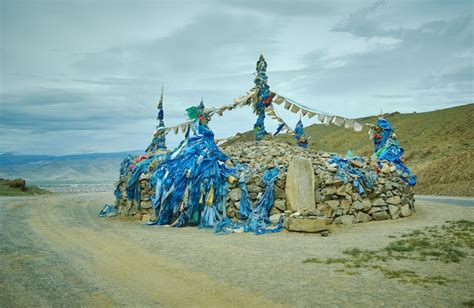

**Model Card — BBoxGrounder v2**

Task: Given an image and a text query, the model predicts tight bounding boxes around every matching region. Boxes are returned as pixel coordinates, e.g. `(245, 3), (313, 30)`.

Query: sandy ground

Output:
(0, 192), (473, 307)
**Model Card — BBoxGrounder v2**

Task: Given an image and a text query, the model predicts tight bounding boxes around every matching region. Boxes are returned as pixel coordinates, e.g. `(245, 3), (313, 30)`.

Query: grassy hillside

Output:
(226, 103), (474, 196)
(0, 178), (50, 196)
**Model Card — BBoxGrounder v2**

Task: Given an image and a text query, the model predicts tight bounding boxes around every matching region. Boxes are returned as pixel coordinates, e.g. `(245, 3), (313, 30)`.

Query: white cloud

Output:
(0, 0), (472, 154)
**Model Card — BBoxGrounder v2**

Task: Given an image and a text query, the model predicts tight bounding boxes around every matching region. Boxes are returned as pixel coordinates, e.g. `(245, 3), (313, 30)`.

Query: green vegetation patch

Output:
(304, 220), (474, 286)
(0, 178), (51, 196)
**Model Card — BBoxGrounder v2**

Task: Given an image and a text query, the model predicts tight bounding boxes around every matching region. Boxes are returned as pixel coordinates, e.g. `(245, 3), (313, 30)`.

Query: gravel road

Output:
(1, 192), (473, 307)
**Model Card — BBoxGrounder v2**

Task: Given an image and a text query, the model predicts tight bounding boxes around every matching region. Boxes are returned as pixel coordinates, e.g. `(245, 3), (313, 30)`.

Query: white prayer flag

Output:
(273, 95), (284, 105)
(284, 100), (292, 110)
(325, 116), (334, 125)
(334, 116), (345, 126)
(353, 121), (364, 132)
(344, 119), (354, 129)
(318, 113), (325, 123)
(290, 104), (300, 113)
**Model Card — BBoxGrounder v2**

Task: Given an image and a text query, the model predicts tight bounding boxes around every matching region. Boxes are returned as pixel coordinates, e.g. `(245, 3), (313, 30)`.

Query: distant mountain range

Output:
(0, 151), (142, 184)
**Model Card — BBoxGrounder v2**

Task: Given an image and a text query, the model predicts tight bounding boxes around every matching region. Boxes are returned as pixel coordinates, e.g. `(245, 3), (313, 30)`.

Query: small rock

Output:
(336, 186), (346, 196)
(140, 200), (152, 209)
(340, 198), (352, 212)
(141, 214), (153, 222)
(269, 213), (284, 224)
(388, 204), (399, 219)
(229, 188), (241, 201)
(400, 204), (412, 217)
(322, 186), (337, 195)
(372, 211), (390, 221)
(386, 195), (401, 205)
(369, 206), (388, 214)
(274, 187), (286, 199)
(372, 198), (386, 206)
(352, 193), (361, 201)
(353, 201), (364, 211)
(316, 203), (332, 217)
(274, 199), (286, 211)
(362, 199), (372, 211)
(350, 160), (363, 168)
(355, 212), (372, 223)
(325, 200), (340, 209)
(333, 215), (355, 225)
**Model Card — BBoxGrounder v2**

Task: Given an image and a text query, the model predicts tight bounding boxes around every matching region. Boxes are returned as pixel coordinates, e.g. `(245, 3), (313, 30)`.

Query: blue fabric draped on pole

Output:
(146, 86), (167, 152)
(372, 118), (416, 186)
(237, 167), (253, 220)
(294, 119), (308, 149)
(253, 55), (272, 141)
(148, 120), (238, 228)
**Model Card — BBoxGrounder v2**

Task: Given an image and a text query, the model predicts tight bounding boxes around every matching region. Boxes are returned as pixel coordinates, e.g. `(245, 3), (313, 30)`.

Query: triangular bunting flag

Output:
(344, 119), (354, 129)
(290, 104), (300, 113)
(325, 116), (334, 125)
(318, 113), (325, 123)
(273, 95), (284, 105)
(334, 116), (345, 126)
(353, 121), (364, 132)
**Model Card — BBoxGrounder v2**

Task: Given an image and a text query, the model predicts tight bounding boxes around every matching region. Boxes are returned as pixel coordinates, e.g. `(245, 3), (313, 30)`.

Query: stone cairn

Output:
(222, 139), (415, 232)
(113, 138), (415, 231)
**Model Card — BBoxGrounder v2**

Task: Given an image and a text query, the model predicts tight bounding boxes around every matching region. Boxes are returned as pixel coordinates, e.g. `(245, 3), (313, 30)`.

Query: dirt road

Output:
(1, 193), (473, 307)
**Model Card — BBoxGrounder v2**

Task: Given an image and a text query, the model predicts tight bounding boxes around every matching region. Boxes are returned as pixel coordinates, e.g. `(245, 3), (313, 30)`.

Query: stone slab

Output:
(285, 156), (316, 211)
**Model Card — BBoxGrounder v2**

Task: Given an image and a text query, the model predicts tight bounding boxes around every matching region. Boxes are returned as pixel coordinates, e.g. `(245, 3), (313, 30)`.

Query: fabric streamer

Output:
(148, 104), (239, 228)
(329, 155), (377, 195)
(334, 116), (345, 126)
(370, 118), (416, 185)
(252, 55), (271, 140)
(294, 119), (309, 149)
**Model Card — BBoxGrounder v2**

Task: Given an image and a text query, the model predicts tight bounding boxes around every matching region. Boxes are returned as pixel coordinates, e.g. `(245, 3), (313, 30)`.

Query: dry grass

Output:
(304, 220), (474, 286)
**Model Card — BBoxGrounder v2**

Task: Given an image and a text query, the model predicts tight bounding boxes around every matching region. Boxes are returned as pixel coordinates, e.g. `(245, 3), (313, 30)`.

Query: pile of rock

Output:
(113, 139), (415, 231)
(115, 169), (157, 222)
(222, 139), (415, 230)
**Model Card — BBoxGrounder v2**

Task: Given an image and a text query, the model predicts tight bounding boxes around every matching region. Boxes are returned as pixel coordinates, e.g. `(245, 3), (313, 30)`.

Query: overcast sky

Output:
(1, 0), (472, 155)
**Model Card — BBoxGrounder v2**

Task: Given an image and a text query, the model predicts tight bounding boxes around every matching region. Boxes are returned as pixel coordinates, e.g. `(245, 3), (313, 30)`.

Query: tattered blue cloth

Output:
(373, 119), (416, 186)
(126, 156), (157, 203)
(99, 204), (117, 217)
(294, 119), (308, 149)
(373, 118), (393, 152)
(148, 121), (237, 228)
(329, 155), (377, 195)
(215, 167), (284, 235)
